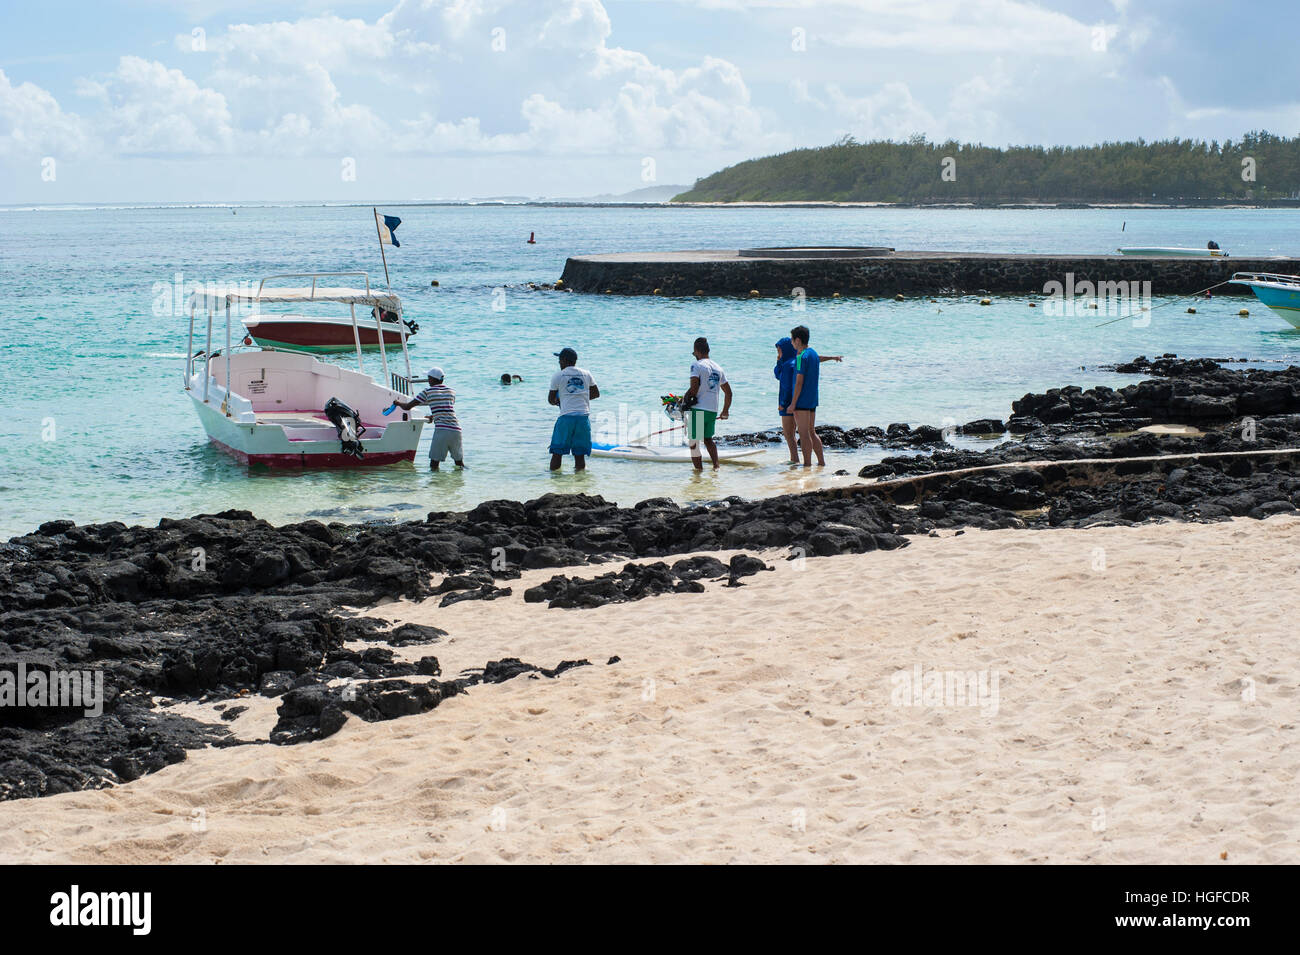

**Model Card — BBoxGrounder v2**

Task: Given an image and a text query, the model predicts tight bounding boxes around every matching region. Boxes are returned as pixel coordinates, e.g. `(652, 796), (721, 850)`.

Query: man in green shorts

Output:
(683, 336), (733, 470)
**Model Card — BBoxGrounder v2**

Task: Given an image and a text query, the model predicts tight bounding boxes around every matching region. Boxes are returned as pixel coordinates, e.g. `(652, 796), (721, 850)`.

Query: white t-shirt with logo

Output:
(690, 358), (727, 412)
(550, 366), (596, 416)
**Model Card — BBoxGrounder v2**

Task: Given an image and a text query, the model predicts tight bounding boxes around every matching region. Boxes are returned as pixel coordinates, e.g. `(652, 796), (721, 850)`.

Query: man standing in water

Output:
(776, 334), (842, 464)
(548, 347), (599, 471)
(785, 325), (839, 467)
(392, 366), (464, 471)
(683, 336), (733, 470)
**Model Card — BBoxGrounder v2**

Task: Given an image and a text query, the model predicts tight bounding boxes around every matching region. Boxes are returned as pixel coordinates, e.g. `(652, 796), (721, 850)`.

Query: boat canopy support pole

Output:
(204, 302), (214, 402)
(397, 303), (412, 390)
(350, 303), (363, 370)
(186, 298), (195, 389)
(224, 299), (232, 416)
(375, 305), (390, 385)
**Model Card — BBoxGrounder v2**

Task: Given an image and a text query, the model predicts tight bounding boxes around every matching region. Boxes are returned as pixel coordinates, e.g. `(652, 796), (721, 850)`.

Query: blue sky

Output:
(2, 0), (1296, 203)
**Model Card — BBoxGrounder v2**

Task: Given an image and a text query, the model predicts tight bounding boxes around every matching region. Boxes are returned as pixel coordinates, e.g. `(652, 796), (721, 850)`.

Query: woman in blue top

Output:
(774, 337), (800, 463)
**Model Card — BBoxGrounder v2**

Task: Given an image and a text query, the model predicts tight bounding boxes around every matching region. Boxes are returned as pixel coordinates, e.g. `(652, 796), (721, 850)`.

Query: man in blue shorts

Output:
(547, 347), (600, 471)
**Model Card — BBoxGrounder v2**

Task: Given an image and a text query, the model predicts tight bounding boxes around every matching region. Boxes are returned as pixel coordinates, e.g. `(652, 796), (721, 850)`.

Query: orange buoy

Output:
(527, 231), (537, 244)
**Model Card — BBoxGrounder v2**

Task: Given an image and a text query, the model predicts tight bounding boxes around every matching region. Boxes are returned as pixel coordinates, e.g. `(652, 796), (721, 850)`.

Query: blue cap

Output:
(554, 347), (578, 363)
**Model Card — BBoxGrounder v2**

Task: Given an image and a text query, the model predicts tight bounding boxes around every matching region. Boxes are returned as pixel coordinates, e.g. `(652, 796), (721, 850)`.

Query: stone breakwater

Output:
(558, 249), (1299, 297)
(3, 356), (1299, 799)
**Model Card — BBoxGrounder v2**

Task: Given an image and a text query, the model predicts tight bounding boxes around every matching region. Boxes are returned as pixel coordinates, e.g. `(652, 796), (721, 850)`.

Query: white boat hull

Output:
(1229, 272), (1300, 329)
(188, 350), (424, 467)
(1117, 246), (1227, 257)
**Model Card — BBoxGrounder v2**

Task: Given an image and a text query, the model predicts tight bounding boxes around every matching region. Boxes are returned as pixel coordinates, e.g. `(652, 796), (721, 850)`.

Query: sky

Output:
(1, 0), (1297, 203)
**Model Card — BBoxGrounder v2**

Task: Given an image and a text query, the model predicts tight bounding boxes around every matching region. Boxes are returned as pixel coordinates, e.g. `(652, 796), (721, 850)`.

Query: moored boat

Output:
(1117, 246), (1229, 257)
(1228, 272), (1300, 328)
(186, 272), (425, 467)
(242, 309), (416, 352)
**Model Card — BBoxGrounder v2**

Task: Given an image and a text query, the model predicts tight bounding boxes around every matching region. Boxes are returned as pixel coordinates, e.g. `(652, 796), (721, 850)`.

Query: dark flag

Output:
(378, 214), (401, 248)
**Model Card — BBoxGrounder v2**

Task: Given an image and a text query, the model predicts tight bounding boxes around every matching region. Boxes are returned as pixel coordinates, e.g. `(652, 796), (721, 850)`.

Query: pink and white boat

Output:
(185, 272), (425, 468)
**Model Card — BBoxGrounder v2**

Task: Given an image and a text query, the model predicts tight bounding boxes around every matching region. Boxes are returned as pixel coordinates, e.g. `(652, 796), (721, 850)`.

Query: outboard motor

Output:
(323, 397), (367, 460)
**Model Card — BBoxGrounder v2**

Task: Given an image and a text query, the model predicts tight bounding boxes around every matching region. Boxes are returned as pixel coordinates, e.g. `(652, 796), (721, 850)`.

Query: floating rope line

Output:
(1094, 279), (1234, 328)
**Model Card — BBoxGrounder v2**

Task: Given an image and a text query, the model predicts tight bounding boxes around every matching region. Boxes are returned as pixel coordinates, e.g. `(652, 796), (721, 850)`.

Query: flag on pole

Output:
(377, 214), (401, 248)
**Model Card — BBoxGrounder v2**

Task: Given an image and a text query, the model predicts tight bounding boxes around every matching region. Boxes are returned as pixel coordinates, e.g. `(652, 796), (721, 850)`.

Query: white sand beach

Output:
(1, 516), (1296, 865)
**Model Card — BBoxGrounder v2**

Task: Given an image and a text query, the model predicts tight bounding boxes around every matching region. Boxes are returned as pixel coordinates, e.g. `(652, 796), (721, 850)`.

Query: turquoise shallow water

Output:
(3, 204), (1300, 539)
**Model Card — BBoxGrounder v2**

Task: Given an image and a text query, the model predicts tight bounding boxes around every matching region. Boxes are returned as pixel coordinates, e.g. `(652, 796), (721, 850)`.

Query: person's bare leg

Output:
(781, 417), (798, 462)
(704, 437), (720, 469)
(550, 453), (563, 471)
(796, 410), (814, 466)
(810, 409), (825, 465)
(574, 454), (586, 471)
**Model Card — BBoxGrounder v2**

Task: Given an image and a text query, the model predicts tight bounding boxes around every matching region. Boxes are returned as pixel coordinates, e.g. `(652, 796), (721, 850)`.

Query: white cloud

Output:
(2, 0), (772, 165)
(826, 82), (937, 142)
(99, 0), (770, 157)
(0, 68), (91, 158)
(96, 56), (236, 156)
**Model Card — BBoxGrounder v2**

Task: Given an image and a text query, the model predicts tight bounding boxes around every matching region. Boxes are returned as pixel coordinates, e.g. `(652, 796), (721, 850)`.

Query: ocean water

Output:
(3, 203), (1300, 539)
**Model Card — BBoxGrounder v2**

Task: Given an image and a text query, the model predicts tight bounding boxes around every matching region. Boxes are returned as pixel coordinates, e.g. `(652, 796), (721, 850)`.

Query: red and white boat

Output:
(242, 308), (416, 352)
(186, 272), (425, 468)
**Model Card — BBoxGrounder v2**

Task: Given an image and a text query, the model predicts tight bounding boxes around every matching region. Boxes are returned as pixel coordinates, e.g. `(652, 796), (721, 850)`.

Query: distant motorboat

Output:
(1229, 272), (1300, 328)
(1117, 246), (1229, 257)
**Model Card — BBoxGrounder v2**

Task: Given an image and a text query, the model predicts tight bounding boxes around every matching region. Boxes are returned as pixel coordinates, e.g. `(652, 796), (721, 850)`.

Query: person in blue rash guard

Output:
(774, 337), (800, 463)
(784, 325), (842, 467)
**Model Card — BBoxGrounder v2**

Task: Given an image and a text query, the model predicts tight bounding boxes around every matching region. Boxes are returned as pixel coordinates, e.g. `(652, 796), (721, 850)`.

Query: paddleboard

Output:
(590, 442), (765, 463)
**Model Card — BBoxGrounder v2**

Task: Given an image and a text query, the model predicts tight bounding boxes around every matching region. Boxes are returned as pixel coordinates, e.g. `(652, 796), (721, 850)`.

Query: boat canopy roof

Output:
(188, 271), (401, 312)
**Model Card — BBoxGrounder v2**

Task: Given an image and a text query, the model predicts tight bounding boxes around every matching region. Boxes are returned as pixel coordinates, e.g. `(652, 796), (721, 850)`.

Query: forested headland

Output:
(671, 132), (1300, 204)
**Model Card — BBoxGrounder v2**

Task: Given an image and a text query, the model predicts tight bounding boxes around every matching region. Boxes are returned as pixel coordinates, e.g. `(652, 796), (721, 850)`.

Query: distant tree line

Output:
(672, 131), (1300, 203)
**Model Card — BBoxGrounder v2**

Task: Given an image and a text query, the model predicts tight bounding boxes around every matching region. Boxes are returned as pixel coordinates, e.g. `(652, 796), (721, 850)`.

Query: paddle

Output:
(628, 423), (683, 445)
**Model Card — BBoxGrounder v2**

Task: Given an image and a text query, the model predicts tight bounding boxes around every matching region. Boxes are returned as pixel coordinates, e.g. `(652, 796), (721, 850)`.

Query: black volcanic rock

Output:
(7, 356), (1300, 801)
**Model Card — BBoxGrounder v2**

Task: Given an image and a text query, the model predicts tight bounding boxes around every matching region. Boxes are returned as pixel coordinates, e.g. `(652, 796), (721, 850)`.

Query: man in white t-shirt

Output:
(547, 346), (600, 471)
(683, 336), (733, 470)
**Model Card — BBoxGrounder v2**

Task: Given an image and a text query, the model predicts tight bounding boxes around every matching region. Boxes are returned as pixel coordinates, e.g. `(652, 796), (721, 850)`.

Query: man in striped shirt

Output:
(394, 366), (464, 470)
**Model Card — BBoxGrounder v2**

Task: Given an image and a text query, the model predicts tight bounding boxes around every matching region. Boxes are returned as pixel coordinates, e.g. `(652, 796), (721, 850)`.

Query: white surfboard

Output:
(590, 442), (765, 463)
